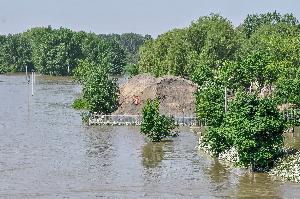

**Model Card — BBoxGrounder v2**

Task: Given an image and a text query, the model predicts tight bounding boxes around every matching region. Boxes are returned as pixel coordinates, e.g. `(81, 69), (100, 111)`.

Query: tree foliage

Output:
(82, 61), (118, 114)
(202, 91), (286, 171)
(24, 27), (83, 75)
(0, 26), (148, 76)
(137, 12), (300, 109)
(138, 14), (239, 80)
(195, 82), (225, 126)
(100, 33), (151, 65)
(241, 11), (299, 38)
(0, 34), (33, 73)
(141, 99), (177, 142)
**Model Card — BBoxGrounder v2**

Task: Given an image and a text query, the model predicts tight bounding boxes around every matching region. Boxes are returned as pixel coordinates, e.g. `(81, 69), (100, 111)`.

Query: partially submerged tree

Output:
(201, 91), (286, 171)
(195, 82), (225, 126)
(141, 99), (178, 142)
(82, 61), (118, 114)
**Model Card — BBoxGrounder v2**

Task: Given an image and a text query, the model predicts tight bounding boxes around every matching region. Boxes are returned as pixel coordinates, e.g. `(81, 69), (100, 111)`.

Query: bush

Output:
(124, 63), (139, 76)
(195, 82), (225, 126)
(72, 98), (89, 110)
(141, 99), (178, 142)
(201, 91), (286, 171)
(82, 61), (118, 114)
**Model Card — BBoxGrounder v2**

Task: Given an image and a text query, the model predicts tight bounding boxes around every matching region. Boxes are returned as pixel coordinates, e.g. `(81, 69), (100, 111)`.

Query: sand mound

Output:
(114, 74), (198, 116)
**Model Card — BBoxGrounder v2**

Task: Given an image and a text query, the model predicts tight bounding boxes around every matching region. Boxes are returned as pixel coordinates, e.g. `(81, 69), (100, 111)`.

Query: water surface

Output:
(0, 74), (300, 198)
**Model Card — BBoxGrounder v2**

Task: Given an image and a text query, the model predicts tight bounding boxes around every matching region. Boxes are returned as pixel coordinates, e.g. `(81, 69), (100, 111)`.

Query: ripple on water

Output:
(0, 74), (300, 199)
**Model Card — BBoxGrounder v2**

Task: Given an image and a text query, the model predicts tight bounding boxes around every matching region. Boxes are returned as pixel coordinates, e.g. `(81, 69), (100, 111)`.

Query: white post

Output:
(31, 72), (34, 96)
(33, 72), (36, 84)
(26, 66), (28, 78)
(224, 87), (227, 113)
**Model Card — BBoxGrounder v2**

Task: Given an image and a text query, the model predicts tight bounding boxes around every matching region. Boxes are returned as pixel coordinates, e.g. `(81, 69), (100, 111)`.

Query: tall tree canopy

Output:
(0, 27), (148, 76)
(138, 14), (239, 84)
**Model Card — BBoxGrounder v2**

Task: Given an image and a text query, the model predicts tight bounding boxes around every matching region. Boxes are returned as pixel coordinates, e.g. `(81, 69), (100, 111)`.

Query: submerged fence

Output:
(88, 114), (207, 127)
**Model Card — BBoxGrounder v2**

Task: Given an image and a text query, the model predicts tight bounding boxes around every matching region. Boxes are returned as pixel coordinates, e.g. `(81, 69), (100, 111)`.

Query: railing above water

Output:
(88, 109), (300, 127)
(88, 114), (207, 127)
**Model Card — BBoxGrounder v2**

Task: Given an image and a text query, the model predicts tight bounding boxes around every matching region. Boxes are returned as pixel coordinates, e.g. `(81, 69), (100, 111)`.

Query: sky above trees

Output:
(0, 0), (299, 37)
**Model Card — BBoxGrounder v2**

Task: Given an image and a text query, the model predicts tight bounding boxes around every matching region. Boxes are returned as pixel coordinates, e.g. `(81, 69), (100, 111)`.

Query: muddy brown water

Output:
(0, 74), (300, 199)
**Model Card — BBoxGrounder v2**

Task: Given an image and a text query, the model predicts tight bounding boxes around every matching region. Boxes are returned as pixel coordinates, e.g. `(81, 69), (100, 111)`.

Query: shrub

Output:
(141, 99), (178, 142)
(124, 63), (139, 76)
(202, 91), (286, 171)
(82, 61), (118, 114)
(72, 98), (89, 110)
(195, 82), (225, 126)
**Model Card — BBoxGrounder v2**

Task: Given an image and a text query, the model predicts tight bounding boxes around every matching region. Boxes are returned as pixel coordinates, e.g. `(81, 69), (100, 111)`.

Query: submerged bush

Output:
(141, 99), (178, 142)
(201, 91), (286, 171)
(270, 149), (300, 183)
(72, 98), (89, 110)
(82, 61), (118, 114)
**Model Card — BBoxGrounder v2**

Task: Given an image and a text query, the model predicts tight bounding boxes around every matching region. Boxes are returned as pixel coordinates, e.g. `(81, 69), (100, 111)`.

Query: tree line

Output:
(138, 11), (300, 110)
(138, 11), (300, 170)
(0, 26), (150, 76)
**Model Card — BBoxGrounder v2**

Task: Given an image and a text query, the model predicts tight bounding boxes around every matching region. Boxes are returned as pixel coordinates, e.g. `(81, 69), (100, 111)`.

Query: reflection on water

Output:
(206, 159), (231, 185)
(235, 172), (280, 198)
(142, 142), (166, 168)
(1, 74), (300, 198)
(285, 127), (300, 150)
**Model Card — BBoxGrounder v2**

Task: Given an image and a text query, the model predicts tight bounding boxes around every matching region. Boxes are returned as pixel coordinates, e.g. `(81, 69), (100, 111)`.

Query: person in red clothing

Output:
(133, 95), (141, 105)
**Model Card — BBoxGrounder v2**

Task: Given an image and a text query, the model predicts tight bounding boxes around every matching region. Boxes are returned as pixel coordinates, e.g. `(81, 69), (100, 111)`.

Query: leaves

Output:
(81, 61), (118, 114)
(0, 27), (134, 76)
(141, 99), (177, 142)
(202, 91), (286, 171)
(0, 34), (33, 73)
(138, 13), (239, 78)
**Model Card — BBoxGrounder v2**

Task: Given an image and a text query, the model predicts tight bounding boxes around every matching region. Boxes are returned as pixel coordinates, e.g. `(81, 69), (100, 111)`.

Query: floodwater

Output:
(0, 74), (300, 199)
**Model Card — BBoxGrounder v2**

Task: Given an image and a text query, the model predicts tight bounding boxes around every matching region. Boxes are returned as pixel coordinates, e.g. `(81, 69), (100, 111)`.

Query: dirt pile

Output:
(113, 74), (198, 116)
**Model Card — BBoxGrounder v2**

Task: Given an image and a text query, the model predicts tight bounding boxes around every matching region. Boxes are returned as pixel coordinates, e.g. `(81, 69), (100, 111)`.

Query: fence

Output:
(283, 109), (300, 123)
(88, 109), (300, 127)
(88, 114), (207, 127)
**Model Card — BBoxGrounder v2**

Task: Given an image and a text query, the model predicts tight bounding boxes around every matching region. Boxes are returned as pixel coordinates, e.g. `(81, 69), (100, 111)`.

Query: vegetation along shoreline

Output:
(1, 11), (300, 184)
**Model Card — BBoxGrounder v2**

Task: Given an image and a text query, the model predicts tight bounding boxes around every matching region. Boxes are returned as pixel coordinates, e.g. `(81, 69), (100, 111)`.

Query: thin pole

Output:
(224, 87), (227, 113)
(31, 72), (34, 96)
(25, 66), (28, 79)
(33, 72), (35, 84)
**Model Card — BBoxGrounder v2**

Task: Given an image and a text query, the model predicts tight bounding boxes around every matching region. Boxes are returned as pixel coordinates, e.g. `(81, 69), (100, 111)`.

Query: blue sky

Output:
(0, 0), (299, 37)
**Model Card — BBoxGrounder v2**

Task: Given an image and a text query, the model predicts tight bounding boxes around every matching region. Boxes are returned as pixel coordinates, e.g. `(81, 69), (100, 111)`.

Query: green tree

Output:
(141, 99), (177, 142)
(81, 33), (125, 76)
(187, 14), (239, 70)
(219, 51), (275, 92)
(275, 67), (300, 107)
(241, 11), (298, 38)
(82, 61), (118, 113)
(25, 27), (83, 75)
(73, 59), (97, 83)
(106, 40), (126, 75)
(202, 91), (286, 171)
(195, 82), (225, 126)
(100, 33), (152, 64)
(138, 40), (157, 74)
(138, 14), (239, 80)
(124, 63), (139, 76)
(0, 34), (33, 73)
